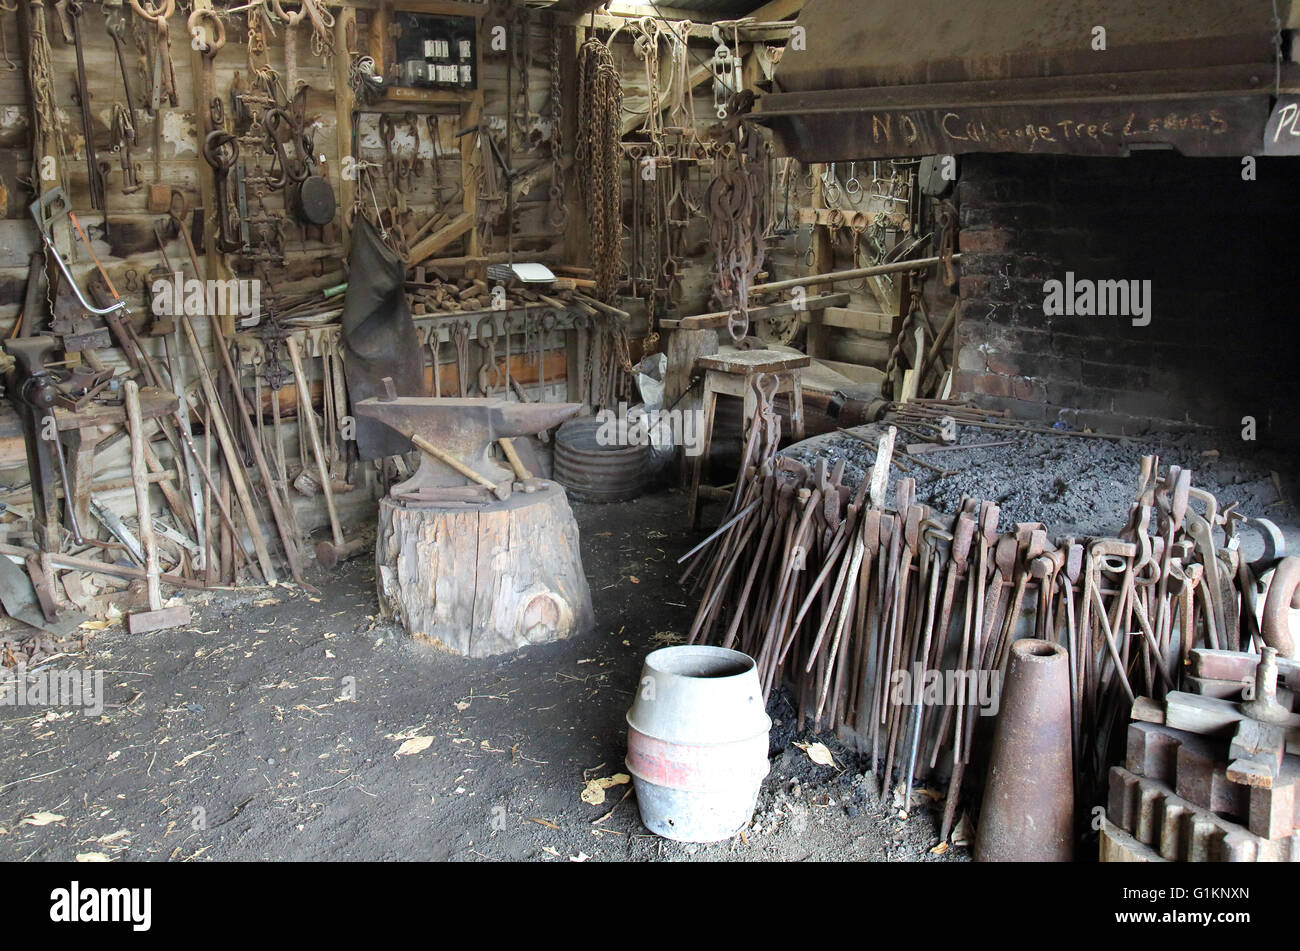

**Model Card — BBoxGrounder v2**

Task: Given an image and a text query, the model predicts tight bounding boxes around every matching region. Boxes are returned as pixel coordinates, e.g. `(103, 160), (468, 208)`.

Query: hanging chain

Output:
(576, 36), (623, 303)
(708, 101), (770, 343)
(546, 15), (568, 231)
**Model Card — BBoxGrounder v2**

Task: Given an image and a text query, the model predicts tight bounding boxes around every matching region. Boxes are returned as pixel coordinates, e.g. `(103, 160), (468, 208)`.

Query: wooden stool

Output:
(687, 349), (808, 528)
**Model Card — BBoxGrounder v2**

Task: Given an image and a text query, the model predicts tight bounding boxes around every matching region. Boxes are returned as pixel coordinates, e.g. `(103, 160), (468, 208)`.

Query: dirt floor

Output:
(0, 489), (959, 863)
(2, 423), (1292, 862)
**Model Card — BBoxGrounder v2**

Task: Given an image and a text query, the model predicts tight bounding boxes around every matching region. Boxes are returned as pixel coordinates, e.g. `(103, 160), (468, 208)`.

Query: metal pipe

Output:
(750, 254), (961, 295)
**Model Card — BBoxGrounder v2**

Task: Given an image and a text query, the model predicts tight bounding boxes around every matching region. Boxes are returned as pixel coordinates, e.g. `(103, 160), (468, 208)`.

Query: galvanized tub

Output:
(625, 645), (771, 842)
(553, 417), (648, 503)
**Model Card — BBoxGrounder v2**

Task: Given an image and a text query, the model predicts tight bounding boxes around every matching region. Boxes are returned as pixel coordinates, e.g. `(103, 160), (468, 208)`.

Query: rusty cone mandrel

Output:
(975, 638), (1074, 862)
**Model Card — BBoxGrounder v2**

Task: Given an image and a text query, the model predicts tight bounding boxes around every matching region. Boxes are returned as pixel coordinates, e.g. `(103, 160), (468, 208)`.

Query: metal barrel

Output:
(975, 638), (1075, 861)
(553, 416), (648, 503)
(625, 645), (771, 842)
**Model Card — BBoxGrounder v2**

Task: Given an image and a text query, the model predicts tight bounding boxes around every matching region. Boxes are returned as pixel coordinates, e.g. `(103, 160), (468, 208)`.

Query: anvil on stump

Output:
(355, 396), (594, 657)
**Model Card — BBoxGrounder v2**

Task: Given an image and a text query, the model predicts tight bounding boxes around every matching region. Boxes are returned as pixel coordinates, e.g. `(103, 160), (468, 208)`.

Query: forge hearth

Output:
(951, 153), (1300, 447)
(784, 424), (1297, 545)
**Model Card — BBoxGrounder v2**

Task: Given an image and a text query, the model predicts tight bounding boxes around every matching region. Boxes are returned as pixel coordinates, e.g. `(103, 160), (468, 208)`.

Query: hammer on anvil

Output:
(354, 395), (583, 500)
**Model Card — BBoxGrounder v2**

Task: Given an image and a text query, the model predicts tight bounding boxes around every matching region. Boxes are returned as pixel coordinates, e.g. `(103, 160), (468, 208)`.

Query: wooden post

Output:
(286, 335), (345, 549)
(440, 13), (483, 279)
(807, 164), (834, 361)
(562, 22), (586, 266)
(125, 381), (162, 611)
(333, 5), (358, 251)
(189, 0), (236, 336)
(461, 88), (484, 278)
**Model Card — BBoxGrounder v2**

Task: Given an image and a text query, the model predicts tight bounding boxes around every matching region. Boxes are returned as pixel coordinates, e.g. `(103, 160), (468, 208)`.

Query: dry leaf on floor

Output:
(20, 812), (66, 827)
(75, 852), (111, 862)
(393, 736), (434, 758)
(794, 741), (839, 769)
(570, 851), (590, 862)
(952, 812), (973, 848)
(930, 841), (950, 855)
(580, 773), (630, 805)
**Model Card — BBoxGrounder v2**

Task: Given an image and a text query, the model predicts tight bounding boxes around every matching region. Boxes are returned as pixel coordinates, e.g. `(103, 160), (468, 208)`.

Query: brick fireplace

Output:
(952, 153), (1300, 446)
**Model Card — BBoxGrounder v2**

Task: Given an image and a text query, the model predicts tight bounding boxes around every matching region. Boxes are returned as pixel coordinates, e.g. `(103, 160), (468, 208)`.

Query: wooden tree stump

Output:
(375, 483), (594, 656)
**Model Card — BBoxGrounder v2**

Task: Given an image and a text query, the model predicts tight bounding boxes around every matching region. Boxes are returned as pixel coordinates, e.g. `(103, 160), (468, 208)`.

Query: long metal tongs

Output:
(30, 187), (126, 317)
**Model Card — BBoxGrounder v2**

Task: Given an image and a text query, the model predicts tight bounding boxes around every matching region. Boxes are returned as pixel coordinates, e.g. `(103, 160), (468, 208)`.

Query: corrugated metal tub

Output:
(553, 416), (648, 502)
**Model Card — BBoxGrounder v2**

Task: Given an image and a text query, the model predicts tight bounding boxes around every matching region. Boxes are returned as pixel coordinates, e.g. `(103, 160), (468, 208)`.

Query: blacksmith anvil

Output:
(354, 396), (583, 500)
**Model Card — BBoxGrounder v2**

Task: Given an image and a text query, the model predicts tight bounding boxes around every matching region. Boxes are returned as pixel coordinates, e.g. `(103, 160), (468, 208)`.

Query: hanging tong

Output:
(30, 187), (126, 317)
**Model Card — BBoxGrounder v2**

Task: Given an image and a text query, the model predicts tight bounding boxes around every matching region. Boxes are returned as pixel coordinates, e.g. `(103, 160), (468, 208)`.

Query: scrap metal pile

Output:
(681, 382), (1298, 840)
(1107, 647), (1300, 862)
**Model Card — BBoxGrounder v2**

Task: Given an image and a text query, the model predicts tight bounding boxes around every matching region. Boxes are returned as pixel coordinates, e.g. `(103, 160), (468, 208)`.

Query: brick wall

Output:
(952, 153), (1300, 445)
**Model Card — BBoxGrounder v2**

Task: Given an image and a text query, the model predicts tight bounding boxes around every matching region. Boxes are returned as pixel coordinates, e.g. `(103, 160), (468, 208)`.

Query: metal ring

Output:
(187, 7), (226, 55)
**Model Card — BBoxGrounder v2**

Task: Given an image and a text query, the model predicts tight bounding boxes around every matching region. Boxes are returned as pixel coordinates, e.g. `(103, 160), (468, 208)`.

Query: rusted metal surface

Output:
(775, 0), (1284, 92)
(1107, 720), (1298, 861)
(553, 417), (649, 503)
(1261, 557), (1300, 659)
(355, 396), (582, 501)
(759, 89), (1272, 161)
(1263, 97), (1300, 154)
(975, 639), (1075, 862)
(625, 645), (771, 842)
(757, 0), (1296, 160)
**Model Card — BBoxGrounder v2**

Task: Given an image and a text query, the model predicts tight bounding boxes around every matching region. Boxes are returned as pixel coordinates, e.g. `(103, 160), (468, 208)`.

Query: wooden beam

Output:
(562, 21), (586, 268)
(346, 0), (487, 15)
(406, 211), (475, 267)
(0, 544), (209, 592)
(745, 0), (807, 21)
(803, 307), (893, 333)
(189, 0), (236, 334)
(661, 292), (849, 330)
(622, 45), (752, 136)
(334, 6), (358, 251)
(811, 357), (886, 385)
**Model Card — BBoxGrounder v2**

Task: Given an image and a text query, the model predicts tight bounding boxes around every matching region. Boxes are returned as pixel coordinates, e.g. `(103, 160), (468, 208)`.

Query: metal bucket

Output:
(625, 645), (771, 842)
(553, 417), (648, 503)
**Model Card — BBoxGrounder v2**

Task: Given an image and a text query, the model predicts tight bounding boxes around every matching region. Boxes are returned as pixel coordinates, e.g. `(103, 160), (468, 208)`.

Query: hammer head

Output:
(355, 396), (582, 497)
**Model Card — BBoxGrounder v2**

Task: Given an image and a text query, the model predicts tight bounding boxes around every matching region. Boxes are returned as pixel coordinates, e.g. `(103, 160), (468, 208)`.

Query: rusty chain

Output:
(576, 35), (623, 303)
